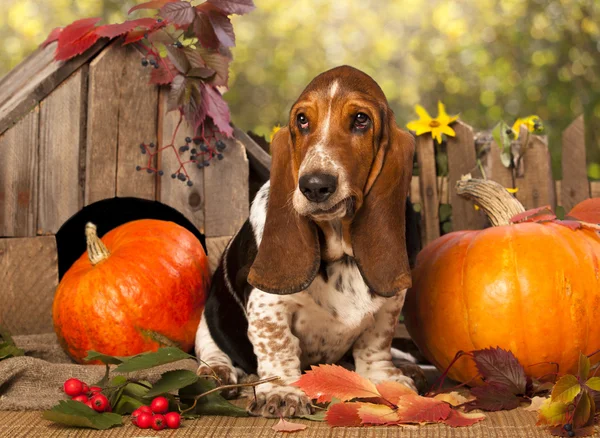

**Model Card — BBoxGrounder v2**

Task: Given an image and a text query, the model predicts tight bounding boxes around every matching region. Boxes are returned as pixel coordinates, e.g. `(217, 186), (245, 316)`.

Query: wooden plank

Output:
(206, 236), (231, 274)
(203, 137), (249, 237)
(157, 88), (205, 233)
(37, 69), (87, 234)
(591, 181), (600, 199)
(561, 115), (589, 210)
(115, 45), (158, 200)
(481, 141), (514, 190)
(0, 40), (109, 136)
(0, 236), (58, 335)
(233, 126), (271, 182)
(415, 135), (440, 246)
(446, 121), (487, 230)
(85, 42), (125, 204)
(0, 108), (39, 237)
(515, 126), (556, 210)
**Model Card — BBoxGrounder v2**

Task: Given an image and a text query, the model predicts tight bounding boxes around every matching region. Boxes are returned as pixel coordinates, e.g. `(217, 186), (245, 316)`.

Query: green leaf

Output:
(537, 399), (568, 426)
(572, 390), (593, 429)
(551, 375), (581, 403)
(145, 369), (199, 398)
(123, 382), (151, 400)
(578, 353), (591, 381)
(491, 121), (512, 169)
(179, 379), (248, 417)
(114, 347), (194, 373)
(585, 376), (600, 391)
(42, 400), (123, 430)
(113, 394), (144, 415)
(84, 351), (124, 365)
(0, 325), (16, 345)
(0, 343), (24, 360)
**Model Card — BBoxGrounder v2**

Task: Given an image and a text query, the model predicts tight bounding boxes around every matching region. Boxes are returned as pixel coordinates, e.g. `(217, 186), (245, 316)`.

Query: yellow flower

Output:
(474, 187), (518, 210)
(269, 124), (281, 142)
(406, 101), (459, 144)
(511, 115), (543, 139)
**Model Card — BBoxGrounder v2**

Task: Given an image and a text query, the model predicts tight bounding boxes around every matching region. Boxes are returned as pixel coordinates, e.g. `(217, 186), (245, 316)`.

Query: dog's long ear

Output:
(248, 127), (320, 294)
(351, 109), (415, 297)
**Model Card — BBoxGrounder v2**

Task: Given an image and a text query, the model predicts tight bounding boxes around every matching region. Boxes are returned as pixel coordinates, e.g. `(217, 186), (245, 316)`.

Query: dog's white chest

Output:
(288, 259), (386, 368)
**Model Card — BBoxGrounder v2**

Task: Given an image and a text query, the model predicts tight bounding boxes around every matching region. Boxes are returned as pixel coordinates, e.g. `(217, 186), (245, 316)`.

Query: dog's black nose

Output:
(299, 173), (338, 203)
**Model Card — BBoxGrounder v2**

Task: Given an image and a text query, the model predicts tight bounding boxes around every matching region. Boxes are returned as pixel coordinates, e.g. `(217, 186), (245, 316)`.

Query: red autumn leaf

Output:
(464, 384), (521, 412)
(325, 402), (363, 427)
(193, 11), (220, 49)
(375, 380), (416, 405)
(471, 347), (527, 394)
(395, 394), (452, 423)
(443, 410), (486, 427)
(196, 47), (229, 86)
(207, 0), (255, 15)
(95, 18), (157, 38)
(187, 66), (216, 79)
(166, 45), (191, 73)
(271, 418), (307, 433)
(183, 80), (208, 132)
(150, 57), (178, 85)
(128, 0), (177, 14)
(567, 198), (600, 224)
(208, 10), (235, 47)
(41, 27), (63, 48)
(55, 17), (102, 61)
(511, 205), (556, 224)
(554, 220), (582, 230)
(293, 364), (380, 403)
(161, 1), (196, 26)
(203, 85), (233, 136)
(167, 75), (187, 111)
(572, 390), (594, 429)
(357, 403), (399, 425)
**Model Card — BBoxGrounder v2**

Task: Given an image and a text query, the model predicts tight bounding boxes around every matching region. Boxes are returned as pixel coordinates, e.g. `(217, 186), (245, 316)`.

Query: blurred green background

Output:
(1, 0), (599, 179)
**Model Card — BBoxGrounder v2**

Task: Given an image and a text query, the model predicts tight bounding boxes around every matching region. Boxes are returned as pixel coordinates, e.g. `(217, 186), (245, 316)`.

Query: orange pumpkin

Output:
(53, 219), (209, 363)
(404, 179), (600, 384)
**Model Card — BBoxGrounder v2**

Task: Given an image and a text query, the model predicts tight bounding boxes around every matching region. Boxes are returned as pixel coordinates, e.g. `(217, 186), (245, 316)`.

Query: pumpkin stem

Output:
(456, 175), (526, 226)
(85, 222), (110, 265)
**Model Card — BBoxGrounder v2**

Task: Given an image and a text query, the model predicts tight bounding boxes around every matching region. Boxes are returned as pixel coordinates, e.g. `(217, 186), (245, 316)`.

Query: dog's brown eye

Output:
(354, 112), (370, 130)
(297, 113), (309, 130)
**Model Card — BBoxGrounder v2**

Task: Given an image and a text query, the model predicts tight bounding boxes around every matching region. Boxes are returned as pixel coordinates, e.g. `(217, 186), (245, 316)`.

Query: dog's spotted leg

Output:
(246, 289), (313, 418)
(352, 290), (421, 392)
(195, 312), (240, 398)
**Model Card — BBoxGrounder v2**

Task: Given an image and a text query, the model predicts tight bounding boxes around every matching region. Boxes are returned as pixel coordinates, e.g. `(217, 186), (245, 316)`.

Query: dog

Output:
(195, 65), (418, 418)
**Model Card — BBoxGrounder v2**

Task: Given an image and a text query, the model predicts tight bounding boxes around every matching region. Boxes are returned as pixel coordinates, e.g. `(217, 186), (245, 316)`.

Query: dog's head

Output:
(248, 65), (415, 297)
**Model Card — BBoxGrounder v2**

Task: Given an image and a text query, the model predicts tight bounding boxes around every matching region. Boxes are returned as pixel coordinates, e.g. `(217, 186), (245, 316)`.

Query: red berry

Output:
(85, 400), (95, 409)
(63, 378), (84, 397)
(150, 396), (169, 414)
(165, 412), (181, 429)
(89, 386), (102, 395)
(138, 405), (153, 414)
(131, 408), (142, 425)
(90, 394), (110, 413)
(81, 383), (89, 394)
(71, 395), (89, 403)
(152, 414), (166, 431)
(136, 412), (153, 429)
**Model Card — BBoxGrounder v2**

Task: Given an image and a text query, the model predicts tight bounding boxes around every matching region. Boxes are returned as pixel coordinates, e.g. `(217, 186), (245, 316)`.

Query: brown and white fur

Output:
(195, 66), (419, 418)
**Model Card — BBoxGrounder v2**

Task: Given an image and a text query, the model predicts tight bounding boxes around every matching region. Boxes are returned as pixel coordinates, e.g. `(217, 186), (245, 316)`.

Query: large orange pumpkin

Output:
(53, 219), (209, 363)
(404, 178), (600, 384)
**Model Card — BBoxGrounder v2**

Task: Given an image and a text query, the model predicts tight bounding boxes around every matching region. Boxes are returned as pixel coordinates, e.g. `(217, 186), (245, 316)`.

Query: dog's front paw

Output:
(247, 383), (313, 418)
(361, 367), (418, 392)
(197, 364), (239, 399)
(393, 361), (428, 394)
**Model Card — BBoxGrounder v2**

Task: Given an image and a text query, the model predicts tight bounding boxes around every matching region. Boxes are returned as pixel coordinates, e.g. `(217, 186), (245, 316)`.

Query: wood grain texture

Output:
(233, 126), (271, 182)
(157, 88), (205, 233)
(561, 115), (589, 210)
(515, 127), (556, 210)
(0, 40), (108, 136)
(0, 236), (58, 335)
(115, 45), (158, 200)
(481, 140), (514, 190)
(415, 135), (440, 245)
(203, 137), (249, 237)
(205, 236), (231, 274)
(37, 69), (87, 235)
(446, 121), (487, 230)
(0, 108), (39, 237)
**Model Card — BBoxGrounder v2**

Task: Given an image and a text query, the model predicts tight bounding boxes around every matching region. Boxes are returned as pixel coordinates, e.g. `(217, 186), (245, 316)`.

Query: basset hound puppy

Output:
(195, 65), (420, 418)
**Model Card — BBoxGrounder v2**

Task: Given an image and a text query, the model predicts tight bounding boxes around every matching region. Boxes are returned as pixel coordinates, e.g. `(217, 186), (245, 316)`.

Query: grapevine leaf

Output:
(572, 390), (593, 429)
(207, 0), (256, 15)
(524, 396), (548, 412)
(55, 17), (101, 61)
(150, 58), (178, 85)
(42, 400), (123, 430)
(491, 121), (512, 168)
(567, 198), (600, 224)
(207, 11), (235, 47)
(433, 390), (474, 406)
(84, 351), (124, 365)
(166, 45), (191, 73)
(95, 18), (157, 38)
(443, 410), (486, 427)
(551, 375), (581, 403)
(196, 47), (229, 86)
(464, 384), (521, 412)
(183, 79), (207, 131)
(357, 403), (399, 425)
(187, 67), (216, 79)
(113, 347), (194, 373)
(193, 11), (220, 49)
(579, 353), (591, 382)
(203, 85), (233, 136)
(395, 394), (452, 422)
(129, 0), (176, 14)
(375, 380), (416, 405)
(144, 369), (199, 398)
(168, 75), (187, 111)
(292, 364), (380, 403)
(471, 347), (527, 394)
(586, 377), (600, 391)
(325, 402), (363, 427)
(161, 1), (196, 26)
(554, 220), (582, 230)
(41, 27), (63, 48)
(537, 398), (568, 426)
(271, 418), (307, 432)
(511, 206), (557, 224)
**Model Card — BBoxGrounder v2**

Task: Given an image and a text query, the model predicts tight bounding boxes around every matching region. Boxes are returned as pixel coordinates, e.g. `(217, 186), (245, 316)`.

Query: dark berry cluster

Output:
(141, 57), (160, 69)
